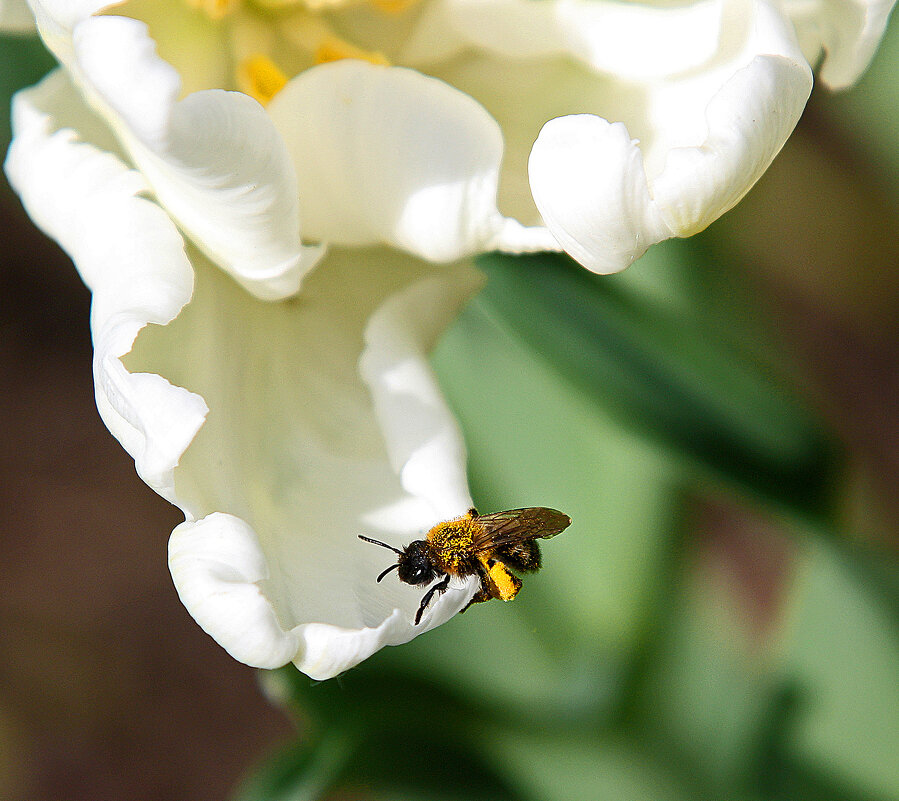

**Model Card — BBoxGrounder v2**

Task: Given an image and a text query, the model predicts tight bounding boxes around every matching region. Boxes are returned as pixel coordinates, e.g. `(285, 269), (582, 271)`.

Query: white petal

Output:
(30, 2), (320, 299)
(120, 245), (481, 678)
(169, 509), (474, 680)
(528, 116), (671, 274)
(404, 0), (727, 81)
(27, 0), (106, 33)
(168, 514), (302, 669)
(359, 268), (483, 520)
(528, 0), (813, 273)
(0, 0), (34, 31)
(4, 68), (207, 500)
(778, 0), (897, 88)
(267, 59), (556, 262)
(650, 54), (814, 236)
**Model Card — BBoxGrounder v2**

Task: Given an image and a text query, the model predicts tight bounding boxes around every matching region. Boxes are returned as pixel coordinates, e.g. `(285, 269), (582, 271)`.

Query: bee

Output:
(359, 506), (570, 624)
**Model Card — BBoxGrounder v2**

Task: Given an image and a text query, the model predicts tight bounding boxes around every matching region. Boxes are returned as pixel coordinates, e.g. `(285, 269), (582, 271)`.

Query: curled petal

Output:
(360, 270), (481, 521)
(530, 115), (673, 273)
(527, 117), (671, 273)
(4, 69), (207, 500)
(528, 0), (813, 273)
(267, 60), (557, 262)
(651, 54), (814, 237)
(168, 504), (474, 679)
(30, 1), (320, 299)
(168, 514), (302, 670)
(780, 0), (897, 88)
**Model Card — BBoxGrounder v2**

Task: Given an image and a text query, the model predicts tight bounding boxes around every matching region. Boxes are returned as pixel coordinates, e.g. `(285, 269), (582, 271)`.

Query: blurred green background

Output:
(1, 13), (897, 801)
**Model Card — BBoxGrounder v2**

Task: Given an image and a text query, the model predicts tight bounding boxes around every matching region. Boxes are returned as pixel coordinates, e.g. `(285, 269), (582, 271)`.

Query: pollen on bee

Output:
(485, 560), (521, 601)
(426, 513), (484, 571)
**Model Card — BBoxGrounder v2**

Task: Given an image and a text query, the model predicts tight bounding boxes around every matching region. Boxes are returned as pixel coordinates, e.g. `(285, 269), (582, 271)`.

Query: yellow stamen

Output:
(369, 0), (420, 14)
(238, 55), (289, 105)
(186, 0), (241, 20)
(297, 0), (357, 10)
(314, 34), (390, 66)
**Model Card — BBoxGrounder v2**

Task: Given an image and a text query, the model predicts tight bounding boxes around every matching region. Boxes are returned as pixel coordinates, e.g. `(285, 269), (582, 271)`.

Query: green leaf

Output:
(481, 727), (695, 801)
(632, 528), (899, 801)
(251, 666), (526, 801)
(0, 34), (55, 152)
(471, 248), (840, 529)
(635, 567), (785, 791)
(232, 729), (357, 801)
(776, 541), (899, 801)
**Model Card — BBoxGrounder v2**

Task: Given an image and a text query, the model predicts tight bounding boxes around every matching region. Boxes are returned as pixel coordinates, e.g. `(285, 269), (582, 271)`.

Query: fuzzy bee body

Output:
(359, 506), (570, 624)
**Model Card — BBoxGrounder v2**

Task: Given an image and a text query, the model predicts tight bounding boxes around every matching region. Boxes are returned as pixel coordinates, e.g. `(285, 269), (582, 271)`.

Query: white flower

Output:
(6, 66), (489, 679)
(5, 0), (894, 679)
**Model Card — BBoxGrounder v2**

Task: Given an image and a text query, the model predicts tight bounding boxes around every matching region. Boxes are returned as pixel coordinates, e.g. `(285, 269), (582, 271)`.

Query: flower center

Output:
(237, 54), (289, 104)
(174, 0), (416, 104)
(186, 0), (241, 20)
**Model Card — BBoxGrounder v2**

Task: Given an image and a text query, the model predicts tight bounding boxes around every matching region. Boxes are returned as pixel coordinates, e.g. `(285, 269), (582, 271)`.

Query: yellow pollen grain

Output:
(427, 515), (483, 572)
(186, 0), (241, 20)
(314, 35), (390, 66)
(238, 55), (289, 106)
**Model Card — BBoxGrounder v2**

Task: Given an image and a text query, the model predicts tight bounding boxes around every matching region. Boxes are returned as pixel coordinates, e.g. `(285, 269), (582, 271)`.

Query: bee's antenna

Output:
(358, 534), (404, 555)
(377, 564), (400, 582)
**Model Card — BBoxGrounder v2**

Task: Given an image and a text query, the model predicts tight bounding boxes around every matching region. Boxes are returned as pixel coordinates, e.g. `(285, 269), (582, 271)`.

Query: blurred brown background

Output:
(0, 176), (292, 800)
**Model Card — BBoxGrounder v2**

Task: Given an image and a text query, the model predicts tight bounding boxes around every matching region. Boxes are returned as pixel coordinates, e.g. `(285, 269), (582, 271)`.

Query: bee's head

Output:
(358, 535), (437, 586)
(396, 540), (438, 586)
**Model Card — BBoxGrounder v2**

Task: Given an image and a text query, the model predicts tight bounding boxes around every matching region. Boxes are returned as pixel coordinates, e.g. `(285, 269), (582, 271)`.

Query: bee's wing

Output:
(472, 507), (571, 553)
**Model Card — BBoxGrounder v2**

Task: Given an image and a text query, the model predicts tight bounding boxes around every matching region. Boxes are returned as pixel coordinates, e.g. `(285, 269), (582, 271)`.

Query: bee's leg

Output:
(459, 585), (491, 614)
(461, 555), (521, 615)
(414, 574), (451, 625)
(467, 507), (478, 518)
(473, 555), (521, 602)
(486, 560), (522, 601)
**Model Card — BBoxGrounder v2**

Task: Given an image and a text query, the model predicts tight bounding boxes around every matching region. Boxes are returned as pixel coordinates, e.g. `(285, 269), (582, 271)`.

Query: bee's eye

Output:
(397, 544), (436, 586)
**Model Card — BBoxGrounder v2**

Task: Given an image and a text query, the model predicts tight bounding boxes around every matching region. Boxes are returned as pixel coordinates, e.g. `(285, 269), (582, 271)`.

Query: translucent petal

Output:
(404, 0), (727, 81)
(777, 0), (897, 88)
(0, 0), (35, 31)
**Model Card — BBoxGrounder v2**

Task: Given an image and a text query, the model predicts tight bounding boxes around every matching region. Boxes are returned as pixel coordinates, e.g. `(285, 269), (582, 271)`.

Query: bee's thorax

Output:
(426, 513), (484, 573)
